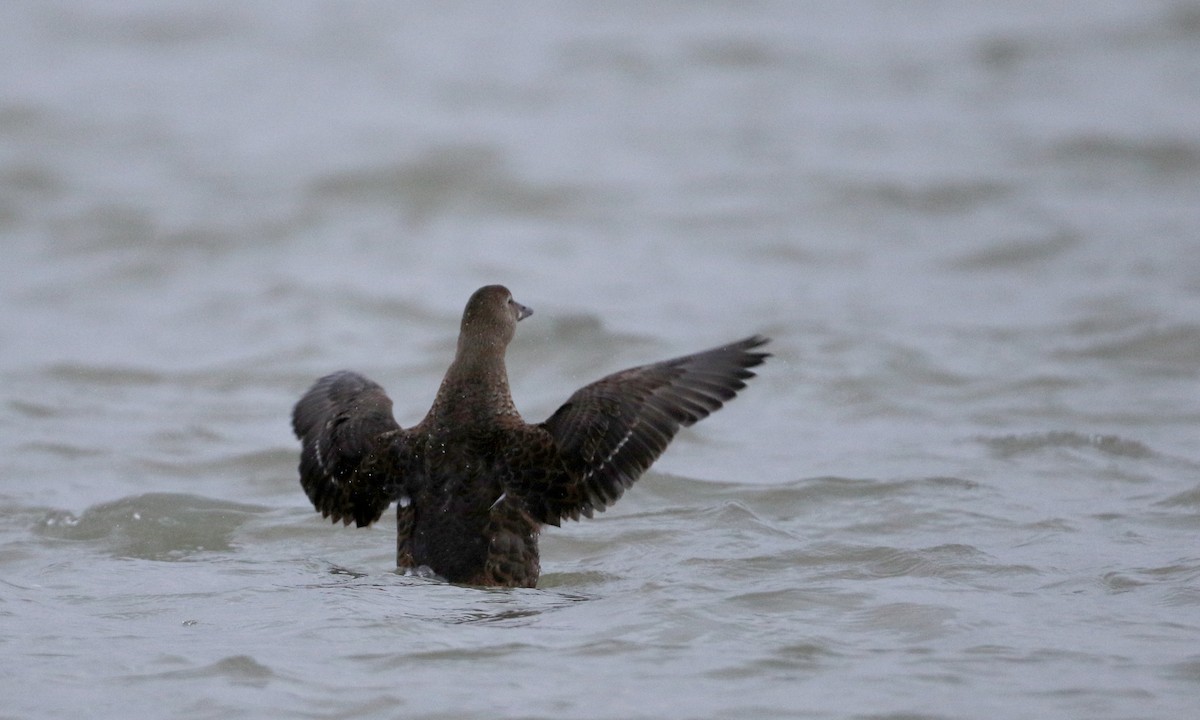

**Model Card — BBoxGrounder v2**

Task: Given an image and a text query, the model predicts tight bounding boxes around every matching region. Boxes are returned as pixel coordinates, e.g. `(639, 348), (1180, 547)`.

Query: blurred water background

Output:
(2, 2), (1199, 718)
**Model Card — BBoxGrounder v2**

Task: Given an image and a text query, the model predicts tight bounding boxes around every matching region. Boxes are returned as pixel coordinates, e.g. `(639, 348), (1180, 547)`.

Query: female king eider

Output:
(292, 285), (768, 587)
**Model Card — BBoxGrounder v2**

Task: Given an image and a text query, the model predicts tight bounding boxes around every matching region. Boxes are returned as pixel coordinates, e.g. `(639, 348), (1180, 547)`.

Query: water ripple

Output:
(978, 431), (1155, 459)
(36, 493), (267, 560)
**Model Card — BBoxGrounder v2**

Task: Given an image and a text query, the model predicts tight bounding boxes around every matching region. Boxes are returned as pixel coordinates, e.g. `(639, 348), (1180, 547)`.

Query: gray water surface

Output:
(2, 2), (1199, 719)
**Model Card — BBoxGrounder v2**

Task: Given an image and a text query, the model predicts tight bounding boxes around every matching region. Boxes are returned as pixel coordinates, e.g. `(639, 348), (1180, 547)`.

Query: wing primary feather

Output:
(531, 335), (769, 525)
(292, 371), (410, 528)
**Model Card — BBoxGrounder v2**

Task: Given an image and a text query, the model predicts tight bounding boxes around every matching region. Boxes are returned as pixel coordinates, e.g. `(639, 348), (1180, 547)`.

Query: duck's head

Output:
(459, 285), (532, 352)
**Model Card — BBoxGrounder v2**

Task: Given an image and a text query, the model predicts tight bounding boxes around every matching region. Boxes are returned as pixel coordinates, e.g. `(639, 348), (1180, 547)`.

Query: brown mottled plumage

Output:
(292, 285), (769, 587)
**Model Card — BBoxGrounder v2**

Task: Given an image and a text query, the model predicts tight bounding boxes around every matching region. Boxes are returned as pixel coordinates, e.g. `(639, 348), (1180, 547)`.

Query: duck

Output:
(292, 285), (769, 587)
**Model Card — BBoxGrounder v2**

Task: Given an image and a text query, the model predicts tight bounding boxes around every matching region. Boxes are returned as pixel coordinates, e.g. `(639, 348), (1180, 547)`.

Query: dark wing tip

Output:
(293, 371), (404, 527)
(665, 334), (770, 425)
(719, 334), (772, 368)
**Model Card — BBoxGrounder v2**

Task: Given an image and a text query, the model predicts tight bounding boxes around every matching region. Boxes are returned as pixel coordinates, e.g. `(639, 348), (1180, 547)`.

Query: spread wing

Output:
(291, 371), (412, 528)
(526, 335), (769, 525)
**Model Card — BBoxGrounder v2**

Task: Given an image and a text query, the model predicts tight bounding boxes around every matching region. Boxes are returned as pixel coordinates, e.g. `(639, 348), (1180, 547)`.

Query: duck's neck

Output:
(428, 339), (519, 427)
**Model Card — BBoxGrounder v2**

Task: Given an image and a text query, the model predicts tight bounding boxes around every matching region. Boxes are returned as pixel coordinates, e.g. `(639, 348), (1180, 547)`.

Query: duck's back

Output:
(405, 426), (545, 587)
